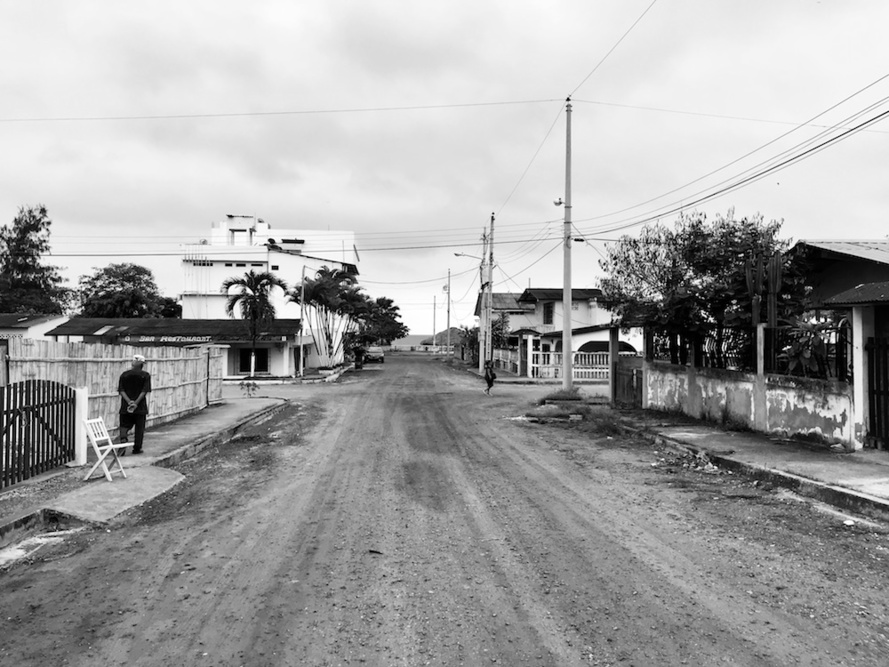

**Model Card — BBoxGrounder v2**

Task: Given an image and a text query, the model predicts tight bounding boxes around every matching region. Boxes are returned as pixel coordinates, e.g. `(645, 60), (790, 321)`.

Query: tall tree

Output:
(0, 205), (70, 314)
(221, 270), (288, 376)
(289, 266), (361, 368)
(600, 209), (806, 361)
(599, 209), (807, 333)
(356, 296), (410, 346)
(78, 263), (172, 318)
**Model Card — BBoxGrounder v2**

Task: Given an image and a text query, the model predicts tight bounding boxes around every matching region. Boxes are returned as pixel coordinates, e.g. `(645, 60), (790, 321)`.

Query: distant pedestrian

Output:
(484, 360), (497, 395)
(118, 354), (152, 454)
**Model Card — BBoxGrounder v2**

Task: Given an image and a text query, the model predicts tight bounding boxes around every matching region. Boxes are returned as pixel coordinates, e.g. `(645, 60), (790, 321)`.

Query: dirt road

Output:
(2, 355), (888, 666)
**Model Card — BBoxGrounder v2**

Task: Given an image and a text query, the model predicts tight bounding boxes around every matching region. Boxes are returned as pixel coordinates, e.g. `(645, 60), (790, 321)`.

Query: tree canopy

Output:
(355, 296), (409, 346)
(290, 267), (361, 367)
(0, 205), (70, 314)
(78, 263), (176, 318)
(222, 270), (288, 375)
(222, 269), (288, 331)
(598, 209), (809, 333)
(290, 267), (409, 367)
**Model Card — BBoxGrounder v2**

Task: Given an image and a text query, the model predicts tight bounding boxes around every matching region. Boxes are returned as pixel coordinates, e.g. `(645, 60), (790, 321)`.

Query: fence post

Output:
(753, 324), (767, 432)
(71, 386), (89, 467)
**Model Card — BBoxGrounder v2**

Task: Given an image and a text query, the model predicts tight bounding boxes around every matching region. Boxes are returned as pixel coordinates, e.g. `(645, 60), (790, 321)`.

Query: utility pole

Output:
(433, 295), (437, 353)
(478, 230), (488, 374)
(562, 98), (574, 391)
(299, 264), (306, 378)
(487, 212), (495, 367)
(446, 269), (451, 357)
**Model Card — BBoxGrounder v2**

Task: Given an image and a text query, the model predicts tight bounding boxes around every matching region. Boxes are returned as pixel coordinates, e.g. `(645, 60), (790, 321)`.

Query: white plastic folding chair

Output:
(84, 417), (128, 482)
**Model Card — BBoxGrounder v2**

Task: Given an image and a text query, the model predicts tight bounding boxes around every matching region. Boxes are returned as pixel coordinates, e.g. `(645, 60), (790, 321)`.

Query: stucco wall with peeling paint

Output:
(646, 361), (853, 445)
(765, 376), (852, 443)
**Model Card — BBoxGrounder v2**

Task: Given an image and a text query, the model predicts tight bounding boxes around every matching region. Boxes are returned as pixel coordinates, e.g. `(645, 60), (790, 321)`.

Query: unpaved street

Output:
(2, 355), (888, 666)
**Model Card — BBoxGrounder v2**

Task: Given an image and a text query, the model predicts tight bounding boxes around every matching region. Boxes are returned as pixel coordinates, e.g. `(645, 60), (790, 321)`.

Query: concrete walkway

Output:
(634, 420), (889, 521)
(0, 397), (286, 547)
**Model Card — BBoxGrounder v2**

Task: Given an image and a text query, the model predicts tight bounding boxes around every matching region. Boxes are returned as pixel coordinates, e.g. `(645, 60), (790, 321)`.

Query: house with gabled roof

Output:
(473, 287), (640, 379)
(0, 313), (69, 341)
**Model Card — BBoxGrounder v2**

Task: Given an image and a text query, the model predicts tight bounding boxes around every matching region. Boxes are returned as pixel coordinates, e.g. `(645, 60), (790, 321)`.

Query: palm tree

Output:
(289, 266), (359, 367)
(221, 270), (288, 376)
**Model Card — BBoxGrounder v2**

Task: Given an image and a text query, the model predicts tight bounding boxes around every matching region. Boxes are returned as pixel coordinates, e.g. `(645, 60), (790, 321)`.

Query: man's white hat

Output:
(133, 354), (146, 363)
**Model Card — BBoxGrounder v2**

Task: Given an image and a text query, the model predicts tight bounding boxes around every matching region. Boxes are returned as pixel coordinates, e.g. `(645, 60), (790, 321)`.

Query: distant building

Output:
(172, 214), (361, 374)
(473, 287), (641, 378)
(181, 214), (359, 319)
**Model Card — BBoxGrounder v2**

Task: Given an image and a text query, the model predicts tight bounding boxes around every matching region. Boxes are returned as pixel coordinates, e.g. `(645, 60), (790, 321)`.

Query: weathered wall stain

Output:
(647, 361), (852, 445)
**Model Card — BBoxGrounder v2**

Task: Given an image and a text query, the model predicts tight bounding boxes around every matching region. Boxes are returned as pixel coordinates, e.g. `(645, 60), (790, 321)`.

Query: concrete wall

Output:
(645, 360), (854, 446)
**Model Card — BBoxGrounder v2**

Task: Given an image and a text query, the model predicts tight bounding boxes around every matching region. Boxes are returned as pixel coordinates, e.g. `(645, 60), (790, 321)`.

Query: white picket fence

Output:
(530, 351), (611, 380)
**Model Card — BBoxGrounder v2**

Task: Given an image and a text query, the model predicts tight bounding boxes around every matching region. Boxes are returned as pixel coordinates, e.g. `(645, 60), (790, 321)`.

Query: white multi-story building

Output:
(177, 214), (360, 376)
(181, 214), (359, 320)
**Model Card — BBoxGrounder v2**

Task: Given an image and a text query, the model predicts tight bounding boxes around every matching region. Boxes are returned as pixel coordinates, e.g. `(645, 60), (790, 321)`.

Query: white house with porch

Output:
(476, 287), (641, 380)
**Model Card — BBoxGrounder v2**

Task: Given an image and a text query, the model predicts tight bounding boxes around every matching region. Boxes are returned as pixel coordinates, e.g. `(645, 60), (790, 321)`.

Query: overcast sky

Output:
(2, 1), (887, 334)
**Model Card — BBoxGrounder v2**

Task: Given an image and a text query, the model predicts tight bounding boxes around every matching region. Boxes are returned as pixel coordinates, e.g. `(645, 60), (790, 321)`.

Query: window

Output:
(236, 263), (246, 267)
(225, 263), (233, 267)
(251, 263), (263, 267)
(239, 348), (269, 374)
(271, 265), (279, 271)
(543, 302), (554, 325)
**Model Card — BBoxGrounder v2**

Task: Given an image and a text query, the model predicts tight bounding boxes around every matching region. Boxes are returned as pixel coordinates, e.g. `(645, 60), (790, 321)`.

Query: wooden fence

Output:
(1, 379), (76, 489)
(3, 338), (224, 433)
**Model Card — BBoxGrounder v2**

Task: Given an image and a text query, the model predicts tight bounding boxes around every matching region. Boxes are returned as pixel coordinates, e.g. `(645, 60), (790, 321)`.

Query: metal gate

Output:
(867, 337), (889, 450)
(1, 380), (76, 489)
(614, 357), (644, 408)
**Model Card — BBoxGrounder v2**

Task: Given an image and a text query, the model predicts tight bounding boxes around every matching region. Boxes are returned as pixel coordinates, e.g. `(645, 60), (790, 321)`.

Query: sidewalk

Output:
(622, 414), (889, 522)
(0, 397), (286, 548)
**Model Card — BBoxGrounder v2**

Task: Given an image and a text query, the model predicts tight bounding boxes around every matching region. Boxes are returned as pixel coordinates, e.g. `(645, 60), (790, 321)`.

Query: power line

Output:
(570, 0), (660, 97)
(577, 102), (889, 236)
(0, 98), (561, 124)
(495, 104), (565, 215)
(573, 72), (889, 229)
(572, 97), (889, 134)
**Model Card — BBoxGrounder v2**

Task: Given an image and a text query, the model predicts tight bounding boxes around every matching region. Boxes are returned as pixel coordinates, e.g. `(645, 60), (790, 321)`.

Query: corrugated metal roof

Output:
(796, 240), (889, 265)
(45, 318), (302, 338)
(823, 281), (889, 306)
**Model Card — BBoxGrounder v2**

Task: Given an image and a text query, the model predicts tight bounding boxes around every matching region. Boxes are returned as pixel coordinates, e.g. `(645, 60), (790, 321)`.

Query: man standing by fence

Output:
(118, 354), (152, 454)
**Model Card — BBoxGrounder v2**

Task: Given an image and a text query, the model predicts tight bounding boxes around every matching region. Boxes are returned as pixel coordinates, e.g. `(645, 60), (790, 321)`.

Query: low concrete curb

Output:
(152, 400), (289, 469)
(623, 421), (889, 522)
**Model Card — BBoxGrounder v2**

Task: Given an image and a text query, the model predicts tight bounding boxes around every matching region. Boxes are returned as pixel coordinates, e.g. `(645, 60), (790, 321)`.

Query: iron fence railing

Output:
(648, 323), (852, 382)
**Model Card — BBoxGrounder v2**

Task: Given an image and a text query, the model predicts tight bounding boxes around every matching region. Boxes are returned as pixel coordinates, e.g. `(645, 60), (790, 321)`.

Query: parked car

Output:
(365, 346), (385, 363)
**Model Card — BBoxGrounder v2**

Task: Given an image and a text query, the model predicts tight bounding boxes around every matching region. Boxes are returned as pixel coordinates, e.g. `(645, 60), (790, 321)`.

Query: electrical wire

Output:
(495, 104), (565, 215)
(575, 97), (889, 236)
(0, 98), (562, 123)
(573, 72), (889, 229)
(570, 0), (660, 97)
(573, 97), (889, 135)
